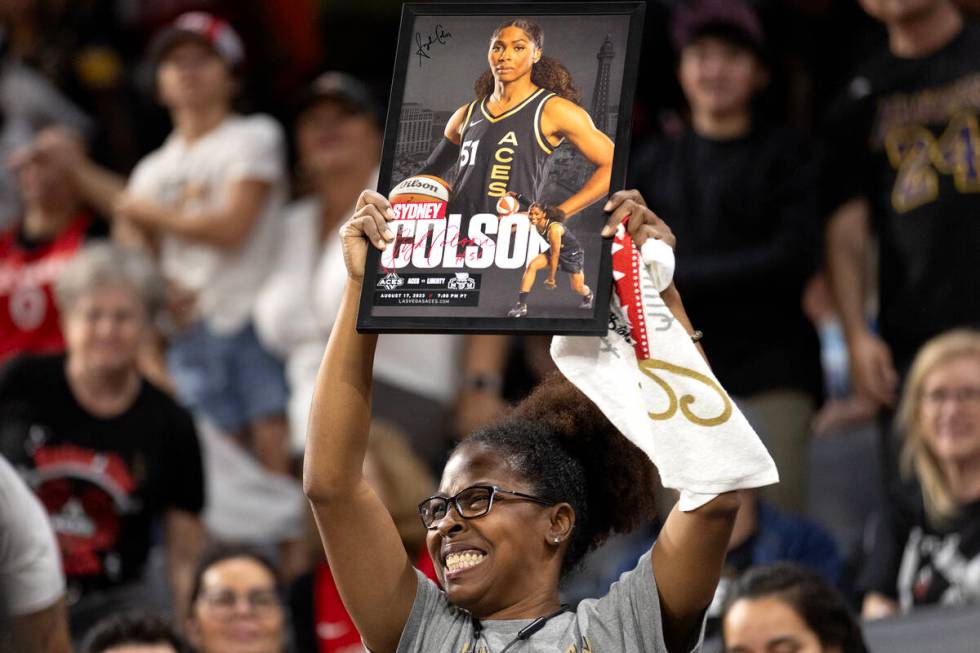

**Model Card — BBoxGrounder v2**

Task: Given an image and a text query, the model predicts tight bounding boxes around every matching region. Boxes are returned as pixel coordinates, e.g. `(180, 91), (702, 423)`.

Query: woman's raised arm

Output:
(601, 190), (739, 651)
(302, 191), (415, 653)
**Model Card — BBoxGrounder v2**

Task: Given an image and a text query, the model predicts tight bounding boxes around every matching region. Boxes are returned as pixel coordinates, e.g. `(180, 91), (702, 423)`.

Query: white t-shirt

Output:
(254, 190), (462, 451)
(128, 114), (288, 334)
(0, 454), (65, 615)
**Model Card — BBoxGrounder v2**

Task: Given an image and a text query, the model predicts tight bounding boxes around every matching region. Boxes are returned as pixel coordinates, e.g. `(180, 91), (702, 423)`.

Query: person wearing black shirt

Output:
(823, 0), (980, 494)
(0, 243), (205, 638)
(630, 0), (822, 513)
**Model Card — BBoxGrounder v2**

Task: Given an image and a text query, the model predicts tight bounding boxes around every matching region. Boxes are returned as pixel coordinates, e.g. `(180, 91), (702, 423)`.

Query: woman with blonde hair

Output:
(858, 329), (980, 619)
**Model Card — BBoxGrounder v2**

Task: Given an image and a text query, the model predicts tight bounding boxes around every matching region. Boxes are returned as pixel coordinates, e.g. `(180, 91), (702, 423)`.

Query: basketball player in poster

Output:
(418, 18), (614, 223)
(507, 201), (591, 316)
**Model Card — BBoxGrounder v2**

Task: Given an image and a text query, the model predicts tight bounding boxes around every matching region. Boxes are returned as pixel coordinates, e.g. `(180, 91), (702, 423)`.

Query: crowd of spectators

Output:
(1, 0), (979, 651)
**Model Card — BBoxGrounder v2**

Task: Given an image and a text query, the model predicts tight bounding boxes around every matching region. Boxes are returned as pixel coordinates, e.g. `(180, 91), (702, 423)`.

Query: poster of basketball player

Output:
(358, 2), (644, 334)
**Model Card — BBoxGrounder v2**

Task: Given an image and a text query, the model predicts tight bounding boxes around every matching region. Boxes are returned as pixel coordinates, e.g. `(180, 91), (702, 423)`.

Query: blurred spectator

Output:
(584, 489), (841, 636)
(253, 71), (462, 467)
(630, 0), (822, 512)
(186, 544), (286, 653)
(121, 1), (323, 126)
(823, 0), (980, 490)
(721, 562), (868, 653)
(803, 273), (879, 437)
(289, 422), (437, 652)
(710, 491), (841, 613)
(82, 611), (185, 653)
(0, 132), (108, 364)
(0, 55), (91, 229)
(42, 12), (292, 475)
(0, 453), (71, 653)
(0, 243), (205, 637)
(857, 329), (980, 619)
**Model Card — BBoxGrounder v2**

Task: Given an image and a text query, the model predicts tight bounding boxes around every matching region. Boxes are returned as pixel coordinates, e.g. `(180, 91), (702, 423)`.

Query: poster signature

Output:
(415, 24), (452, 66)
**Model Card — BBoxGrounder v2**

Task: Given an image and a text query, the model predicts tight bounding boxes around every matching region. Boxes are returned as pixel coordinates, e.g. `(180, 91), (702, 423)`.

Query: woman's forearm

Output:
(662, 283), (707, 363)
(303, 280), (379, 502)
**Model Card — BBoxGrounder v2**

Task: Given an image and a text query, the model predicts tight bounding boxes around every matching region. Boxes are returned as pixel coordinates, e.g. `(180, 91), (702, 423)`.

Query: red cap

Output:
(150, 12), (245, 68)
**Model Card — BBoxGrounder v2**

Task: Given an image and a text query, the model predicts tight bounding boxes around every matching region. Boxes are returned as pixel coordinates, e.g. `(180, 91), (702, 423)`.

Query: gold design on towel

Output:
(638, 359), (733, 426)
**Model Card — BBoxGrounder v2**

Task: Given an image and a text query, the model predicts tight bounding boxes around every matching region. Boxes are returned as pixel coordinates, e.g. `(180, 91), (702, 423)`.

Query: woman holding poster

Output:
(419, 19), (614, 222)
(304, 187), (744, 653)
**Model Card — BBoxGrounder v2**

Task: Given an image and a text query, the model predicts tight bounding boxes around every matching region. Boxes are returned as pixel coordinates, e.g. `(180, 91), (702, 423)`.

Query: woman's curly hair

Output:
(474, 19), (581, 104)
(462, 372), (658, 576)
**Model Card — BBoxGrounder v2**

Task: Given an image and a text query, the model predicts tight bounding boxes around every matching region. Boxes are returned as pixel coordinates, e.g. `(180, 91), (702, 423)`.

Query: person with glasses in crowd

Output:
(302, 188), (742, 653)
(186, 545), (285, 653)
(857, 329), (980, 619)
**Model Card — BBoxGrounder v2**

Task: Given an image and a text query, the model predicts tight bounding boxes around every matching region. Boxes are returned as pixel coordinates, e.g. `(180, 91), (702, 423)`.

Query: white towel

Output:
(551, 225), (778, 511)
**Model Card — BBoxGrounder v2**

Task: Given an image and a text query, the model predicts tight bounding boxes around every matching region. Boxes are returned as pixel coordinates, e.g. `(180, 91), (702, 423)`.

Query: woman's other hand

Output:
(601, 189), (676, 250)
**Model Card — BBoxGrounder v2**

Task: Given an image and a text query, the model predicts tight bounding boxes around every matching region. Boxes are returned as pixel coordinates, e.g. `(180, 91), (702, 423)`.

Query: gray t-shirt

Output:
(396, 550), (705, 652)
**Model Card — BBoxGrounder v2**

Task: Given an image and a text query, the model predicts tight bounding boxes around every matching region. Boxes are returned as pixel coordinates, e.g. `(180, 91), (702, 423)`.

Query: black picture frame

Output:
(357, 2), (645, 335)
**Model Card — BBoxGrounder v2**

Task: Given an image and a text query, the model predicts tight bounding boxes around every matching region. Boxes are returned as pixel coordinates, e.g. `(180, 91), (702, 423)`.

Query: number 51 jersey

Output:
(449, 88), (559, 219)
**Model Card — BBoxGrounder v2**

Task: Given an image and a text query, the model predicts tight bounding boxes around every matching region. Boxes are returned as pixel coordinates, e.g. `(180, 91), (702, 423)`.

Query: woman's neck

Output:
(490, 78), (538, 109)
(65, 356), (141, 418)
(173, 106), (229, 142)
(887, 1), (962, 58)
(942, 456), (980, 504)
(314, 161), (378, 239)
(479, 583), (562, 621)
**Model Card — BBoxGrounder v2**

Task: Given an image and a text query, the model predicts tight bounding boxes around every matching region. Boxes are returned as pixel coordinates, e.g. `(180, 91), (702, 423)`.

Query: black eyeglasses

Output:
(418, 484), (553, 530)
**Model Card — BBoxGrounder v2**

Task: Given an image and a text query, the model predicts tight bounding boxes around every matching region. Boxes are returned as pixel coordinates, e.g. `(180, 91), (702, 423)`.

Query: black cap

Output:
(672, 0), (766, 56)
(295, 72), (384, 126)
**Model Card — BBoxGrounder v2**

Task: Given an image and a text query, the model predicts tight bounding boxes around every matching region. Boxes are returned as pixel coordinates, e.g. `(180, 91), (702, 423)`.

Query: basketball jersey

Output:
(0, 213), (106, 364)
(544, 219), (583, 260)
(449, 87), (560, 219)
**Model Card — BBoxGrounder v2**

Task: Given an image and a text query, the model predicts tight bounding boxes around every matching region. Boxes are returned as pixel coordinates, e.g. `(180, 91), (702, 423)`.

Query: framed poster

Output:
(357, 2), (644, 334)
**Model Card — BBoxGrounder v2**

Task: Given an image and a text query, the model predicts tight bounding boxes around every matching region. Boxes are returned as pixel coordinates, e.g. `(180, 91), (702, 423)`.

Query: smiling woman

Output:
(303, 188), (743, 653)
(186, 545), (286, 653)
(0, 243), (205, 638)
(856, 329), (980, 620)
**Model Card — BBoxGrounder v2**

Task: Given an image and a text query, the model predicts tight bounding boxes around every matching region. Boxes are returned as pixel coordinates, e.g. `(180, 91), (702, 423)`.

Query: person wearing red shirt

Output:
(0, 135), (106, 364)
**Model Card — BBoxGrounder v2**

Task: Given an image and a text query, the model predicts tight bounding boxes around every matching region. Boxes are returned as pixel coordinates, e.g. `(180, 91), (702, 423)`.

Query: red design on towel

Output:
(610, 222), (650, 360)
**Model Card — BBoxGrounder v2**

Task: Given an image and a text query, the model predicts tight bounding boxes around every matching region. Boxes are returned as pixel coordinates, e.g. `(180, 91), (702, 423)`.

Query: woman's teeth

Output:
(445, 551), (486, 572)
